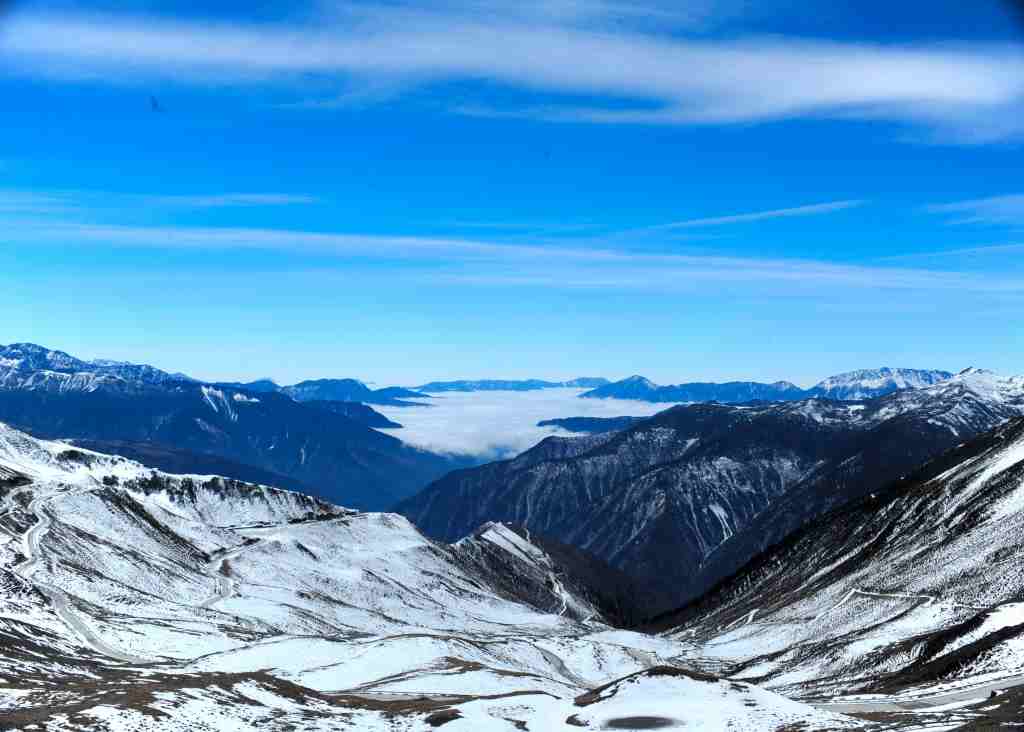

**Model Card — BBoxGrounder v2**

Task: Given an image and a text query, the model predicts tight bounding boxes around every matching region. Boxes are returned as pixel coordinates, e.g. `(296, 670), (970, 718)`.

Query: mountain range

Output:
(4, 409), (1024, 727)
(580, 367), (955, 403)
(3, 338), (1024, 727)
(218, 378), (431, 406)
(415, 377), (610, 393)
(400, 369), (1024, 612)
(4, 422), (833, 730)
(0, 343), (458, 510)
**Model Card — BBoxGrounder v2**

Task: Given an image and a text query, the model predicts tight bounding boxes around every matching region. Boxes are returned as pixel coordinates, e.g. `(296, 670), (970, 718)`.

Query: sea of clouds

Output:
(373, 388), (676, 460)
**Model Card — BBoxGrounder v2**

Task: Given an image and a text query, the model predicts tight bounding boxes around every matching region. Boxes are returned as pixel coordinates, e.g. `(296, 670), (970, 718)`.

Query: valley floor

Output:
(2, 422), (1024, 730)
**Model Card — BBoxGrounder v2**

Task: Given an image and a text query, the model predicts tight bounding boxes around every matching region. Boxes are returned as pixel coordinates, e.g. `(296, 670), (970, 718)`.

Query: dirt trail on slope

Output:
(12, 487), (152, 664)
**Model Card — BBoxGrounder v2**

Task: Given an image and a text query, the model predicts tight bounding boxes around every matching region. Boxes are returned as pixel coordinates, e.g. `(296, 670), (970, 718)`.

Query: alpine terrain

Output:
(0, 421), (862, 730)
(648, 413), (1024, 725)
(0, 344), (459, 510)
(401, 369), (1024, 610)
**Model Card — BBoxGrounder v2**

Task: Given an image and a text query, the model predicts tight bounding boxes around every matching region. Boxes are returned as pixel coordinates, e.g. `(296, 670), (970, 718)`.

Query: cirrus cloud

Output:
(926, 194), (1024, 226)
(1, 6), (1022, 141)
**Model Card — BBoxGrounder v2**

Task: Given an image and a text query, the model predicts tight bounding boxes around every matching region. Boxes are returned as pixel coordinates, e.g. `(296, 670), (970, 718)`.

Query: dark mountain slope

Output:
(649, 417), (1024, 697)
(451, 522), (651, 626)
(401, 372), (1024, 612)
(0, 383), (454, 510)
(689, 390), (1005, 605)
(304, 399), (402, 428)
(537, 416), (644, 434)
(69, 439), (312, 492)
(400, 402), (860, 610)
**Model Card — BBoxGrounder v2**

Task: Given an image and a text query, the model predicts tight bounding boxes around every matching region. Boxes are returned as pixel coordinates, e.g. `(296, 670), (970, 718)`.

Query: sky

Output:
(1, 0), (1023, 387)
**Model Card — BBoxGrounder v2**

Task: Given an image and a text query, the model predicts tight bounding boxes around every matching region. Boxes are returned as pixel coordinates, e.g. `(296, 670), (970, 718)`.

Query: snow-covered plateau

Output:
(0, 422), (861, 730)
(4, 403), (1024, 729)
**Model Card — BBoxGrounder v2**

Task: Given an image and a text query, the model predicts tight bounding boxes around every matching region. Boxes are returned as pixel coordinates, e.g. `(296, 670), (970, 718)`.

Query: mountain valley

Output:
(401, 370), (1024, 610)
(3, 342), (1024, 729)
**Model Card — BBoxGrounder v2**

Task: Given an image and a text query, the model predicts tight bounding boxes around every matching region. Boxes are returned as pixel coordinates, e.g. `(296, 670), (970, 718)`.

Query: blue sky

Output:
(1, 0), (1022, 386)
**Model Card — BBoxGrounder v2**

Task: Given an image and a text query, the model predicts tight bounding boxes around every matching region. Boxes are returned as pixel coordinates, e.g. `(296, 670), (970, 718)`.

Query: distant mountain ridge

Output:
(305, 399), (403, 428)
(279, 378), (428, 406)
(0, 343), (431, 408)
(217, 378), (430, 406)
(415, 377), (609, 393)
(580, 367), (955, 403)
(3, 343), (953, 408)
(580, 376), (805, 403)
(0, 342), (196, 392)
(0, 343), (460, 510)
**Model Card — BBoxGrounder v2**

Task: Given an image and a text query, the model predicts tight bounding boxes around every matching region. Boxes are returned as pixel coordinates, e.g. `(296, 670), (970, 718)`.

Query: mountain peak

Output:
(809, 367), (953, 400)
(623, 375), (657, 387)
(957, 366), (995, 377)
(0, 342), (83, 372)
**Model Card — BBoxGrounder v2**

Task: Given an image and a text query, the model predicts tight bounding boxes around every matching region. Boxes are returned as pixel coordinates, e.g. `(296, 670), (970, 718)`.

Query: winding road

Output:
(816, 675), (1024, 714)
(198, 540), (257, 611)
(12, 486), (152, 664)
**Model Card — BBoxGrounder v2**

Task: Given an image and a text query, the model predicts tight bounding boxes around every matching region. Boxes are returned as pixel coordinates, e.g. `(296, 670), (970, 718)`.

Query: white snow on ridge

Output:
(673, 416), (1024, 701)
(3, 421), (772, 730)
(474, 521), (547, 564)
(810, 367), (953, 399)
(3, 410), (1022, 729)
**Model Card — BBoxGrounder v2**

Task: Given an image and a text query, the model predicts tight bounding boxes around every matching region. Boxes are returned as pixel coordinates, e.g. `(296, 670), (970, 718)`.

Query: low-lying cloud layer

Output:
(373, 388), (673, 459)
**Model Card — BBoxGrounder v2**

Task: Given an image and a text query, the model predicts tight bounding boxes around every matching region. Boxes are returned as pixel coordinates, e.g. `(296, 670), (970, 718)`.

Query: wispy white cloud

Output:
(316, 0), (737, 35)
(7, 217), (1020, 295)
(643, 200), (865, 229)
(0, 190), (81, 215)
(12, 221), (572, 258)
(0, 188), (318, 212)
(430, 262), (1018, 294)
(926, 194), (1024, 225)
(878, 242), (1024, 260)
(2, 7), (1023, 141)
(143, 193), (319, 207)
(435, 220), (600, 233)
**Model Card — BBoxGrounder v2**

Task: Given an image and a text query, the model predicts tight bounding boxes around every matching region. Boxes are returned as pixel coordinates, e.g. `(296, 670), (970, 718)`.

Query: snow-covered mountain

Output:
(652, 414), (1024, 707)
(807, 366), (954, 400)
(401, 369), (1024, 612)
(5, 419), (1024, 727)
(0, 342), (195, 393)
(581, 367), (956, 404)
(0, 345), (461, 510)
(0, 421), (863, 730)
